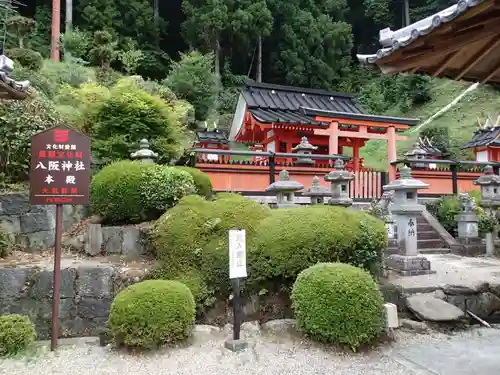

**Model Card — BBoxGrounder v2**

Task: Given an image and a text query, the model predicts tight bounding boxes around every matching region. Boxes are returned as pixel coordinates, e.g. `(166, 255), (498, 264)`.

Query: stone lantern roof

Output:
(302, 176), (330, 197)
(383, 165), (429, 191)
(292, 136), (318, 152)
(473, 165), (500, 186)
(265, 170), (304, 192)
(324, 160), (354, 182)
(130, 139), (158, 162)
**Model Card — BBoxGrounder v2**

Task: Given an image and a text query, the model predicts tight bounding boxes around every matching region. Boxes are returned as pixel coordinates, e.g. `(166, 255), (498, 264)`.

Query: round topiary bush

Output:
(248, 205), (386, 287)
(7, 48), (43, 71)
(175, 166), (213, 198)
(152, 193), (271, 302)
(108, 280), (195, 349)
(291, 262), (385, 350)
(91, 160), (151, 223)
(0, 314), (37, 357)
(91, 161), (196, 224)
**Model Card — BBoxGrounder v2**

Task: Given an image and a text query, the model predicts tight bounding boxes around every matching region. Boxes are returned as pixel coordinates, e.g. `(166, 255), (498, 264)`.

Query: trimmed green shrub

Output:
(0, 230), (12, 258)
(91, 161), (196, 224)
(140, 165), (196, 215)
(248, 205), (386, 288)
(175, 166), (213, 198)
(0, 314), (37, 357)
(91, 161), (150, 223)
(7, 48), (43, 71)
(291, 263), (385, 350)
(152, 193), (271, 302)
(108, 280), (195, 349)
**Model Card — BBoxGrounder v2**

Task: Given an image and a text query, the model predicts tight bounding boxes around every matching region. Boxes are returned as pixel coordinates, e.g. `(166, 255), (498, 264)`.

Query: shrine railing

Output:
(191, 149), (386, 200)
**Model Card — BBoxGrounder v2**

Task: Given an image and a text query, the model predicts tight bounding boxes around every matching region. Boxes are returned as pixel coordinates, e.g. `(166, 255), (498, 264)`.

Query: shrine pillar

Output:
(352, 140), (360, 172)
(387, 126), (397, 181)
(328, 121), (339, 155)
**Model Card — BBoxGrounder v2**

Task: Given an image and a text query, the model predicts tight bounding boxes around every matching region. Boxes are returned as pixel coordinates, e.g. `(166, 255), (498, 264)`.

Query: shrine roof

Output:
(195, 129), (229, 144)
(356, 0), (500, 83)
(462, 126), (500, 148)
(241, 82), (363, 126)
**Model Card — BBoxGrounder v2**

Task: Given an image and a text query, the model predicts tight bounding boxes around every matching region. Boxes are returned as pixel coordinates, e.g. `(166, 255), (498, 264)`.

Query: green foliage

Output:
(291, 263), (384, 350)
(6, 16), (36, 48)
(0, 96), (63, 184)
(0, 314), (37, 357)
(248, 206), (387, 289)
(91, 161), (195, 224)
(175, 167), (213, 198)
(7, 48), (43, 71)
(152, 193), (271, 302)
(89, 31), (118, 68)
(164, 51), (218, 122)
(119, 41), (144, 75)
(419, 125), (452, 158)
(0, 230), (13, 258)
(83, 79), (185, 163)
(108, 280), (195, 349)
(61, 28), (92, 60)
(41, 60), (95, 88)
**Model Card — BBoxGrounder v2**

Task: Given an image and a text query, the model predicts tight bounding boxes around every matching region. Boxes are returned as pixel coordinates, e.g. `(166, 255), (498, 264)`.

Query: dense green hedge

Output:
(175, 166), (213, 198)
(90, 161), (195, 224)
(291, 263), (385, 350)
(0, 314), (37, 357)
(248, 205), (386, 288)
(152, 193), (271, 303)
(108, 280), (195, 349)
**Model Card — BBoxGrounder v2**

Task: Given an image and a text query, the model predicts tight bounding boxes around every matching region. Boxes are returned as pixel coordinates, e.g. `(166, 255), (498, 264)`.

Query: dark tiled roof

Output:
(357, 0), (482, 65)
(462, 127), (500, 149)
(242, 82), (363, 126)
(195, 130), (229, 144)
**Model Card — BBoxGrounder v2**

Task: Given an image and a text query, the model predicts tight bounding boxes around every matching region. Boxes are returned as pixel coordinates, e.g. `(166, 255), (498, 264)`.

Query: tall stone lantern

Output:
(265, 170), (304, 208)
(324, 159), (354, 207)
(302, 176), (330, 205)
(383, 166), (434, 276)
(473, 165), (500, 255)
(131, 139), (158, 164)
(292, 136), (318, 165)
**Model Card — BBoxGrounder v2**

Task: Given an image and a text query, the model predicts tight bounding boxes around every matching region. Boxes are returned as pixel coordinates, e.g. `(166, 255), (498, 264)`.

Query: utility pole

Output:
(66, 0), (72, 32)
(50, 0), (60, 61)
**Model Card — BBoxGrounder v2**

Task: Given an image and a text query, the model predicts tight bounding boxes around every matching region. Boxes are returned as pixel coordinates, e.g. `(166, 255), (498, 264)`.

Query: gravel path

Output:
(1, 326), (498, 375)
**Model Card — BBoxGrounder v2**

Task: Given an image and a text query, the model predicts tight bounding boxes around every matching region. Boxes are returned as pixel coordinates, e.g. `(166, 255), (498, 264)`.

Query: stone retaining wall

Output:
(0, 258), (148, 339)
(0, 192), (87, 249)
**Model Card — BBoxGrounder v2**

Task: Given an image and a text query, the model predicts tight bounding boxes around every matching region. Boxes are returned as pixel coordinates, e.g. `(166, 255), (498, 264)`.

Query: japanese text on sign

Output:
(30, 126), (91, 205)
(229, 229), (247, 279)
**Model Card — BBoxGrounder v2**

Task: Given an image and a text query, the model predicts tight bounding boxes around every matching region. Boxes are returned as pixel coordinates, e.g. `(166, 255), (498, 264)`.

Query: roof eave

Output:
(301, 107), (420, 126)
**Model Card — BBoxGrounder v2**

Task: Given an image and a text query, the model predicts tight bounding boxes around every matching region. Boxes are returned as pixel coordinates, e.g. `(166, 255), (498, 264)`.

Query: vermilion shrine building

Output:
(230, 82), (418, 180)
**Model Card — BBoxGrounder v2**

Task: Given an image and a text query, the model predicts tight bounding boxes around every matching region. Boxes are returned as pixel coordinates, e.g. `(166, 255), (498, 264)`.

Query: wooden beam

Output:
(378, 25), (500, 74)
(481, 64), (500, 83)
(455, 35), (500, 80)
(431, 51), (461, 77)
(337, 130), (407, 141)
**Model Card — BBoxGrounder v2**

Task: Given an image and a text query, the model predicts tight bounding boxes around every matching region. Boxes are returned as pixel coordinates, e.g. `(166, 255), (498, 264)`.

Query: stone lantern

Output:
(302, 176), (330, 205)
(324, 159), (354, 207)
(292, 136), (318, 165)
(265, 170), (304, 208)
(383, 165), (434, 276)
(131, 139), (158, 164)
(405, 141), (429, 169)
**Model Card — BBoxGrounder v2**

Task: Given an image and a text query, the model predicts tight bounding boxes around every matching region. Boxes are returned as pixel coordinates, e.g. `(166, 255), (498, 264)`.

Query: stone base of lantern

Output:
(451, 238), (485, 257)
(386, 254), (436, 276)
(327, 198), (353, 207)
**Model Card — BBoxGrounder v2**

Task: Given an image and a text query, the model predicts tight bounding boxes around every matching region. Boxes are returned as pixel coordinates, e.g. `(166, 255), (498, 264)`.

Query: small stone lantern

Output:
(265, 170), (304, 208)
(302, 176), (330, 205)
(383, 166), (434, 276)
(405, 141), (429, 169)
(131, 139), (158, 164)
(292, 136), (318, 165)
(324, 159), (354, 207)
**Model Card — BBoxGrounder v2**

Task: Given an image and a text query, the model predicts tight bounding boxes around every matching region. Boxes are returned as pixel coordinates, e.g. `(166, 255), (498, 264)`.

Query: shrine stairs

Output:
(388, 213), (451, 255)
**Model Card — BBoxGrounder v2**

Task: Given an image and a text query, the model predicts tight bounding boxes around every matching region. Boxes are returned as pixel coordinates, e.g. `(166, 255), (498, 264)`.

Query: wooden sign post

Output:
(30, 125), (91, 351)
(224, 229), (248, 352)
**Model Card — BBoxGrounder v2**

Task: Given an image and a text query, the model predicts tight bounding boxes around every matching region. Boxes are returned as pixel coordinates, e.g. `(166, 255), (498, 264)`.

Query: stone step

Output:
(417, 224), (434, 232)
(418, 247), (451, 254)
(417, 238), (445, 248)
(418, 230), (441, 240)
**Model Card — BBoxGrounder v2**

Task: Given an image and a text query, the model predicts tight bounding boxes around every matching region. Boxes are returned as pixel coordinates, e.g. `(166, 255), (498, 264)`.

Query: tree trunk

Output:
(153, 0), (159, 25)
(403, 0), (410, 26)
(18, 37), (23, 49)
(256, 35), (262, 83)
(66, 0), (73, 32)
(214, 37), (221, 79)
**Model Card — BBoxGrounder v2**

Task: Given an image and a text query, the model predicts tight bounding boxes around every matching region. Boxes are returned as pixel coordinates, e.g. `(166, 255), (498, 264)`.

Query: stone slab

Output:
(224, 338), (248, 352)
(406, 294), (464, 322)
(390, 329), (500, 375)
